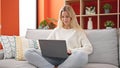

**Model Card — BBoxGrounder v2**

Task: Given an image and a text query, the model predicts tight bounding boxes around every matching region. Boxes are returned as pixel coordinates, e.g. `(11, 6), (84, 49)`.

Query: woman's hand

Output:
(67, 49), (72, 55)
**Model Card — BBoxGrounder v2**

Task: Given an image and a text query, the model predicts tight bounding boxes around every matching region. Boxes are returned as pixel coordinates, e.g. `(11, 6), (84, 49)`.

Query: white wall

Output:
(19, 0), (36, 36)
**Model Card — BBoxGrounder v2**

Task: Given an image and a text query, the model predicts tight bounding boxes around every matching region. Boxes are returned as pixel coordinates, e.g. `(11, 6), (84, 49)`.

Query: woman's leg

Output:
(24, 48), (54, 68)
(58, 50), (88, 68)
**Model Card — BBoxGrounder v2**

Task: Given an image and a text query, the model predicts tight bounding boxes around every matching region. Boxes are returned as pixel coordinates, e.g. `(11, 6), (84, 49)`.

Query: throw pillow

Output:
(15, 36), (39, 61)
(0, 49), (4, 59)
(0, 36), (16, 59)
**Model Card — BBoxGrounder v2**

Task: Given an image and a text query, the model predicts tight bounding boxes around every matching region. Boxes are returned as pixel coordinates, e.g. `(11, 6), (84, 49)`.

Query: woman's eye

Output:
(61, 16), (64, 18)
(66, 16), (70, 18)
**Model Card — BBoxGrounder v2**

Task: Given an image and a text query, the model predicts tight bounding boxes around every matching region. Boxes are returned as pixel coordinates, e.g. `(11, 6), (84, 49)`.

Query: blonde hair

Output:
(57, 5), (82, 31)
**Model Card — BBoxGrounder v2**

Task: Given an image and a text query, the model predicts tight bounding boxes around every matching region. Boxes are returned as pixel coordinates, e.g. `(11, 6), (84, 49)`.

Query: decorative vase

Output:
(104, 9), (110, 13)
(87, 17), (93, 29)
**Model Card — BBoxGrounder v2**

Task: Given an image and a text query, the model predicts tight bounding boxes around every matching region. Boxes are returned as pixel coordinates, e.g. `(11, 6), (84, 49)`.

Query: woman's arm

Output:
(70, 31), (93, 55)
(79, 32), (93, 54)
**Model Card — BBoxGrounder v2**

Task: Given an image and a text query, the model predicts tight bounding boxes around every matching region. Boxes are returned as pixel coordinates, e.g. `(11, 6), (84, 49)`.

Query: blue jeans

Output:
(24, 48), (88, 68)
(43, 56), (66, 66)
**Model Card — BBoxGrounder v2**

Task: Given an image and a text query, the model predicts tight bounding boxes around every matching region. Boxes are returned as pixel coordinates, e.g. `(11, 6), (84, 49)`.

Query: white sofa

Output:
(0, 29), (119, 68)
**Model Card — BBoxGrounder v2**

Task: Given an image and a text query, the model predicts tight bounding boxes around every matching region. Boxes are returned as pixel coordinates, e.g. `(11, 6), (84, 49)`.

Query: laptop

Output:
(39, 40), (68, 59)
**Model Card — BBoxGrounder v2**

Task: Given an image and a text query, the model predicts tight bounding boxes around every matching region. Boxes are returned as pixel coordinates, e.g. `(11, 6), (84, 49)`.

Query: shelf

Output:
(76, 15), (80, 17)
(70, 2), (80, 15)
(65, 0), (119, 29)
(80, 13), (119, 17)
(82, 16), (98, 29)
(99, 13), (119, 16)
(100, 15), (117, 29)
(100, 0), (118, 14)
(81, 14), (98, 17)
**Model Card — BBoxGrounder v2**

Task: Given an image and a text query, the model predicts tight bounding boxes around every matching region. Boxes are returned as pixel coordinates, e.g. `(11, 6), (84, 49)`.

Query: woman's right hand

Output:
(67, 49), (72, 55)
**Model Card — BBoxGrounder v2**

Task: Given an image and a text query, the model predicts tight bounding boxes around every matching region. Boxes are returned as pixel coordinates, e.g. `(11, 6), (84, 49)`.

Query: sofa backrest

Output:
(25, 29), (119, 66)
(26, 29), (53, 40)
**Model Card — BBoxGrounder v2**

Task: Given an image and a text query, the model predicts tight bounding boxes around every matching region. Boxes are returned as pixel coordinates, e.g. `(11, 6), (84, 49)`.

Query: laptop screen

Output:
(39, 40), (68, 58)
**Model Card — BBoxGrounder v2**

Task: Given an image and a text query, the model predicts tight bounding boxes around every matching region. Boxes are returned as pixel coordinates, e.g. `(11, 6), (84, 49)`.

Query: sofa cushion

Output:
(86, 29), (118, 66)
(15, 36), (39, 61)
(83, 63), (118, 68)
(0, 50), (4, 59)
(0, 59), (36, 68)
(0, 36), (16, 59)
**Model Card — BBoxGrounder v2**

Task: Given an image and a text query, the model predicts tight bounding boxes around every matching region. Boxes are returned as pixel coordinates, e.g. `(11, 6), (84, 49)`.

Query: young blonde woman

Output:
(24, 5), (93, 68)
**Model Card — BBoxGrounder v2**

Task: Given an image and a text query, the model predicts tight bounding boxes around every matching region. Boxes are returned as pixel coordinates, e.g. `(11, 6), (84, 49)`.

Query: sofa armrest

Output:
(0, 50), (4, 59)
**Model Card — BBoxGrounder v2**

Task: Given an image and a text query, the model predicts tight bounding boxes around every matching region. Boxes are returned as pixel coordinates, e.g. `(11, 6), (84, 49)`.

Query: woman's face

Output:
(61, 11), (71, 27)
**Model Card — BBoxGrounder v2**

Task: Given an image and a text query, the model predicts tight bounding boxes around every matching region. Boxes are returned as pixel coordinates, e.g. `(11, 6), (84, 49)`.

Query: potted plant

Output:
(47, 18), (57, 29)
(104, 20), (114, 29)
(38, 20), (49, 29)
(38, 18), (57, 29)
(103, 3), (112, 13)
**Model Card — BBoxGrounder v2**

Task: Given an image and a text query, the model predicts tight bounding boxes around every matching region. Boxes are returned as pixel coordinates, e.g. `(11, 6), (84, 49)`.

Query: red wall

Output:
(0, 0), (64, 35)
(38, 0), (64, 26)
(1, 0), (19, 35)
(0, 0), (1, 34)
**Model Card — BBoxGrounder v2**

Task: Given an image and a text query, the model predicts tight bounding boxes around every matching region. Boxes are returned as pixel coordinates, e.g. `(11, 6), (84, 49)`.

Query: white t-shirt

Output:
(47, 28), (93, 55)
